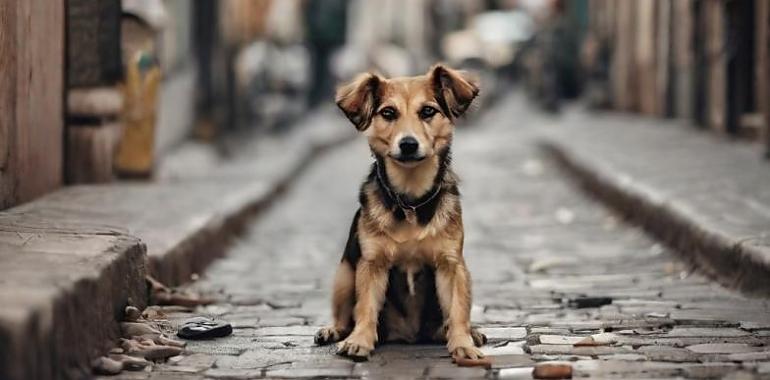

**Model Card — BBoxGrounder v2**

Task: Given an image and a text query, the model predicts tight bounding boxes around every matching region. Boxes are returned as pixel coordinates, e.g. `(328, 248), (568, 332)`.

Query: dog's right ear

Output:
(336, 73), (383, 131)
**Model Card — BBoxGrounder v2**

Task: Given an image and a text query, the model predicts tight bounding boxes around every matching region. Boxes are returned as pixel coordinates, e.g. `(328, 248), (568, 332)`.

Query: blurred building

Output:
(0, 0), (306, 209)
(0, 0), (533, 210)
(583, 0), (770, 154)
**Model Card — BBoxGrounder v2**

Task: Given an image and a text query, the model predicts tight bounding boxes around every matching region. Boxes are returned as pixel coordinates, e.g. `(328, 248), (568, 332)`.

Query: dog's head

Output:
(336, 64), (478, 167)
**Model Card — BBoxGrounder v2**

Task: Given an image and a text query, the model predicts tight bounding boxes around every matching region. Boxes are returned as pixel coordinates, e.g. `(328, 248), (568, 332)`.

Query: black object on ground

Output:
(177, 317), (233, 340)
(567, 296), (613, 309)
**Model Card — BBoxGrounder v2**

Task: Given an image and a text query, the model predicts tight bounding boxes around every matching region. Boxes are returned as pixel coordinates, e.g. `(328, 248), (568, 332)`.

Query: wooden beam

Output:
(0, 0), (64, 209)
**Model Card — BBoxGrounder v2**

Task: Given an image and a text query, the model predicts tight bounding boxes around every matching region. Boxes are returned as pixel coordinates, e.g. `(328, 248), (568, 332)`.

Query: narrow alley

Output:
(110, 95), (770, 379)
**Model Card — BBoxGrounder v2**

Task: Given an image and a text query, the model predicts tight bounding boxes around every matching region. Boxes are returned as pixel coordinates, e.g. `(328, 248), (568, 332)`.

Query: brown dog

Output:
(315, 64), (486, 362)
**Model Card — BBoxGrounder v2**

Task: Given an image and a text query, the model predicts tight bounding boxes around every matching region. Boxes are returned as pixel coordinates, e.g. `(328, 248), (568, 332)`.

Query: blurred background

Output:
(1, 0), (769, 208)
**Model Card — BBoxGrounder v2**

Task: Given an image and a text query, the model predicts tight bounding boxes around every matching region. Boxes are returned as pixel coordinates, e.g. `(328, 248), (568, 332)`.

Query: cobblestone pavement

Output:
(113, 94), (770, 379)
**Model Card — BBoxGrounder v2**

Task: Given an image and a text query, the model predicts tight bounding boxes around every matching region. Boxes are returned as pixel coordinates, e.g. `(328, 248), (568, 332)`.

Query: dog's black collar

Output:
(374, 160), (442, 213)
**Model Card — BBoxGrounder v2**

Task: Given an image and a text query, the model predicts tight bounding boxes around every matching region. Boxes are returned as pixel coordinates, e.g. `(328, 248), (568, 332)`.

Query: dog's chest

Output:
(386, 219), (431, 243)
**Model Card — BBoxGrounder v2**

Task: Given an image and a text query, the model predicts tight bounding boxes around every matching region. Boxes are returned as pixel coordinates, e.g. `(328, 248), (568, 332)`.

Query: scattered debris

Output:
(125, 305), (142, 322)
(555, 208), (575, 225)
(92, 304), (188, 376)
(147, 275), (214, 307)
(532, 362), (573, 379)
(528, 257), (572, 273)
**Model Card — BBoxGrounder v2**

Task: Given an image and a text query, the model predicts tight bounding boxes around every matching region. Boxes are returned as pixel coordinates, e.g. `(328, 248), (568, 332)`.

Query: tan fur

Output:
(322, 65), (482, 361)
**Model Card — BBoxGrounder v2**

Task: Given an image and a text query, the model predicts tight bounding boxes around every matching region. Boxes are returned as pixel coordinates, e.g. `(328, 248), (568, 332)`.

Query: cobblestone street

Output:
(117, 95), (770, 379)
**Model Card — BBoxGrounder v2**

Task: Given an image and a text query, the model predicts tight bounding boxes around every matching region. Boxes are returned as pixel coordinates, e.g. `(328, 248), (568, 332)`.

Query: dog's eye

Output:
(379, 107), (398, 121)
(419, 106), (438, 119)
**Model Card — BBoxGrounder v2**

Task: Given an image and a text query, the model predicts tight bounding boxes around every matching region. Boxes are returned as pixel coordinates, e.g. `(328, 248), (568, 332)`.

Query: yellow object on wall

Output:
(115, 53), (161, 177)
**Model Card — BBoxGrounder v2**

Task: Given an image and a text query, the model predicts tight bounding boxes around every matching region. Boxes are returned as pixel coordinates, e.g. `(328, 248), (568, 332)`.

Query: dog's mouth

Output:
(391, 154), (427, 164)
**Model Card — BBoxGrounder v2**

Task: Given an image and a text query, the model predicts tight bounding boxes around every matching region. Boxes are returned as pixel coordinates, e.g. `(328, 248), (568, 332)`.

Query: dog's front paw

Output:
(336, 335), (373, 362)
(451, 345), (484, 361)
(315, 327), (345, 345)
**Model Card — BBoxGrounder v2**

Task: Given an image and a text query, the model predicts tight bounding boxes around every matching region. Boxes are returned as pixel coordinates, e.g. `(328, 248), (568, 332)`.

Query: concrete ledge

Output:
(541, 135), (770, 296)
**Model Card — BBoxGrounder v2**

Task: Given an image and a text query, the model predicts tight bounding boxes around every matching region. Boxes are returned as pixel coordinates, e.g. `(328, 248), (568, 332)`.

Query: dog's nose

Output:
(399, 137), (419, 156)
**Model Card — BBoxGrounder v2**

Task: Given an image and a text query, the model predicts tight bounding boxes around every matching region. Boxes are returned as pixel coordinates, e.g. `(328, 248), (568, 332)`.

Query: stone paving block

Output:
(488, 354), (535, 369)
(726, 351), (770, 362)
(538, 335), (585, 345)
(682, 363), (742, 379)
(148, 372), (205, 380)
(248, 326), (319, 336)
(479, 327), (527, 341)
(265, 361), (354, 379)
(572, 360), (682, 378)
(353, 359), (428, 378)
(635, 345), (700, 362)
(665, 327), (750, 337)
(686, 343), (760, 354)
(203, 368), (264, 379)
(426, 362), (488, 379)
(529, 327), (571, 335)
(172, 353), (217, 372)
(482, 341), (526, 356)
(529, 344), (632, 356)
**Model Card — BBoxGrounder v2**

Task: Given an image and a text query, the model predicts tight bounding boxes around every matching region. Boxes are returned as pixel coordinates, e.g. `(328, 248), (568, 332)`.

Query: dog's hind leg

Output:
(315, 260), (355, 345)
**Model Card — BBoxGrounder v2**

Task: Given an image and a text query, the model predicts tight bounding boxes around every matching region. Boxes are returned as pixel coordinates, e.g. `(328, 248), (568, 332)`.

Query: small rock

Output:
(121, 322), (161, 338)
(108, 354), (150, 371)
(454, 356), (492, 369)
(555, 208), (575, 225)
(92, 356), (124, 375)
(533, 362), (573, 379)
(125, 306), (142, 322)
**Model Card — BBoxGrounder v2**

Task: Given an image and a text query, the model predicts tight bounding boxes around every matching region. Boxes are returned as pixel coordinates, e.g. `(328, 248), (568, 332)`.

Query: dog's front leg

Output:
(435, 255), (484, 361)
(336, 257), (389, 361)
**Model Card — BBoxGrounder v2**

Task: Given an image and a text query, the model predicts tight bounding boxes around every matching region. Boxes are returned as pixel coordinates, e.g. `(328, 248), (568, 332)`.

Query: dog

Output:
(314, 64), (486, 362)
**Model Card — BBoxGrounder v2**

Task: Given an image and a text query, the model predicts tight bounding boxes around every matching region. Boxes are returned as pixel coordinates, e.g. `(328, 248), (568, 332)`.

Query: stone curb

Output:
(0, 128), (353, 380)
(540, 141), (770, 297)
(147, 132), (355, 287)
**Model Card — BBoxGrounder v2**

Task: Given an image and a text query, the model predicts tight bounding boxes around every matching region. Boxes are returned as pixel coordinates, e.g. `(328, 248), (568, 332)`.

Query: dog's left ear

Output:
(336, 73), (383, 131)
(429, 64), (479, 119)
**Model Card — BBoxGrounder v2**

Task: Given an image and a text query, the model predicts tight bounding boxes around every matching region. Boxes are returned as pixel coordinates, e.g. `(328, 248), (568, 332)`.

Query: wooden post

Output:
(0, 0), (64, 209)
(656, 0), (672, 117)
(673, 0), (695, 119)
(756, 0), (770, 156)
(636, 0), (657, 115)
(612, 1), (636, 111)
(705, 0), (727, 133)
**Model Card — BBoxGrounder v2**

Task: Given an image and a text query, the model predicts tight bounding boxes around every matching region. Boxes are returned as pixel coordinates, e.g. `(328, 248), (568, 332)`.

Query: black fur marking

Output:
(432, 66), (453, 119)
(385, 269), (409, 317)
(341, 209), (362, 266)
(417, 267), (444, 343)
